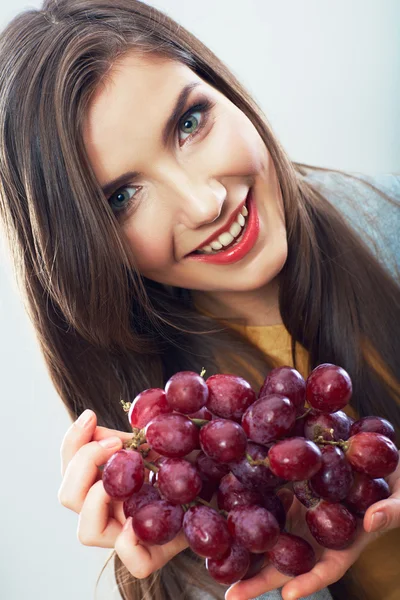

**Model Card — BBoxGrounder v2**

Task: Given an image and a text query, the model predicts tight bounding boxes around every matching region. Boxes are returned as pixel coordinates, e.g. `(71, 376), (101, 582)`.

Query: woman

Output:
(0, 1), (399, 599)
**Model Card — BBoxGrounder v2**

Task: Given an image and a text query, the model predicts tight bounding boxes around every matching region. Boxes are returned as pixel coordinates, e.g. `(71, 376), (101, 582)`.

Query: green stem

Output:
(144, 460), (159, 474)
(246, 453), (270, 468)
(123, 428), (147, 450)
(194, 496), (228, 518)
(190, 418), (210, 428)
(315, 435), (346, 448)
(296, 407), (312, 420)
(120, 399), (132, 413)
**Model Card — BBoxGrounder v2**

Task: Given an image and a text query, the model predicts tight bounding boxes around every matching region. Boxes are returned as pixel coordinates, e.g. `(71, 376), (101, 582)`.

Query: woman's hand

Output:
(226, 453), (400, 600)
(57, 409), (188, 579)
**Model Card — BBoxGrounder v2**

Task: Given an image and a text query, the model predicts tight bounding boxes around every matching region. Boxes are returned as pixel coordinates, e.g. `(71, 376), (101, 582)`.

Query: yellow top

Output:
(224, 320), (400, 600)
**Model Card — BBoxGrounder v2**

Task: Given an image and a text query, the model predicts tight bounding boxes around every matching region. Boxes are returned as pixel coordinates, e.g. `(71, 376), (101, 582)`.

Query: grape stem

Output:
(123, 428), (147, 450)
(189, 418), (210, 428)
(192, 496), (228, 518)
(296, 407), (312, 420)
(246, 453), (270, 468)
(143, 460), (159, 474)
(315, 435), (349, 451)
(120, 399), (132, 413)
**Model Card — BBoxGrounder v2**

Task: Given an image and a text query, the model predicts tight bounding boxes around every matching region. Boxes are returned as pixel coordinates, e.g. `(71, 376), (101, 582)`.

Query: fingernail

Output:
(76, 409), (94, 428)
(370, 511), (387, 532)
(123, 517), (132, 532)
(99, 436), (121, 448)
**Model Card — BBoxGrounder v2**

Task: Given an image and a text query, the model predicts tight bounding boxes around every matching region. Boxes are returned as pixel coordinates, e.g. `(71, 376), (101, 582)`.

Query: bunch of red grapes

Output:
(101, 364), (399, 585)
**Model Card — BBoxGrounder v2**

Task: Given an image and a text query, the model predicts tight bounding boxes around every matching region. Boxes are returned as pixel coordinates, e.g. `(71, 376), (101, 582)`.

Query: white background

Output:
(1, 1), (399, 599)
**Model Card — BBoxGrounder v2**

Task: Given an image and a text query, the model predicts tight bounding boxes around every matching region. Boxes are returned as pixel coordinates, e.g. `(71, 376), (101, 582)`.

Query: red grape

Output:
(306, 364), (352, 413)
(102, 449), (144, 500)
(267, 532), (316, 576)
(304, 410), (351, 442)
(128, 388), (171, 429)
(229, 442), (284, 492)
(227, 505), (279, 553)
(345, 432), (399, 478)
(195, 451), (230, 482)
(293, 480), (318, 509)
(206, 543), (250, 585)
(132, 500), (183, 545)
(259, 366), (306, 413)
(198, 477), (219, 502)
(187, 406), (213, 421)
(165, 371), (208, 414)
(206, 374), (256, 422)
(262, 493), (287, 530)
(306, 500), (357, 550)
(217, 472), (262, 511)
(350, 416), (396, 443)
(157, 458), (202, 504)
(288, 417), (306, 437)
(268, 437), (322, 481)
(148, 456), (166, 485)
(309, 446), (353, 502)
(183, 505), (232, 559)
(242, 394), (296, 444)
(345, 472), (390, 517)
(123, 483), (160, 518)
(242, 553), (266, 580)
(145, 413), (199, 458)
(199, 418), (247, 463)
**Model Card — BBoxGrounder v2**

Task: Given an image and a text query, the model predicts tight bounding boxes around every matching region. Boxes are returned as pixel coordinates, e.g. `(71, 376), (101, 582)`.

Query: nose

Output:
(166, 176), (226, 229)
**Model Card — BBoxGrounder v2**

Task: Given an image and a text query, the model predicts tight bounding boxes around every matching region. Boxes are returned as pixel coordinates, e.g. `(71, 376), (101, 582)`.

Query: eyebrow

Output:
(101, 81), (202, 197)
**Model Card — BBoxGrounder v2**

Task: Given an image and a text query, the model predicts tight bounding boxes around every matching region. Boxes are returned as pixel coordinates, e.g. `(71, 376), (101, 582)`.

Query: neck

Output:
(192, 278), (283, 327)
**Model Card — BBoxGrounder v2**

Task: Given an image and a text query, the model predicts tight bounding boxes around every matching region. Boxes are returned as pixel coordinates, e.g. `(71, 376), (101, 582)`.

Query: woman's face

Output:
(83, 53), (287, 294)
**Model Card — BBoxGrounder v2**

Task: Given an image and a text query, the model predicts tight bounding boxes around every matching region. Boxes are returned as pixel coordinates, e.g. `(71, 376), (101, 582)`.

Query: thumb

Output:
(364, 497), (400, 533)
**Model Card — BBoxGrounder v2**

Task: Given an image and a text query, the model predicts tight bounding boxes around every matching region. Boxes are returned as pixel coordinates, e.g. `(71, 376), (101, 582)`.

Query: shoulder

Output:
(300, 167), (400, 274)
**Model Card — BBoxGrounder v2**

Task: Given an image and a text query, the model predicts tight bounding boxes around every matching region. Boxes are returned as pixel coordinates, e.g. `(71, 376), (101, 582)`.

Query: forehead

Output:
(83, 53), (201, 184)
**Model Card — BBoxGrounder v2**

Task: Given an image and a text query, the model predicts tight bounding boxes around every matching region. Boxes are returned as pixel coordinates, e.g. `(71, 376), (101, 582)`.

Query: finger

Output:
(114, 523), (189, 579)
(93, 426), (135, 443)
(225, 563), (292, 600)
(58, 436), (123, 513)
(363, 452), (400, 533)
(386, 450), (400, 491)
(280, 525), (378, 600)
(77, 479), (123, 548)
(60, 409), (97, 477)
(364, 497), (400, 533)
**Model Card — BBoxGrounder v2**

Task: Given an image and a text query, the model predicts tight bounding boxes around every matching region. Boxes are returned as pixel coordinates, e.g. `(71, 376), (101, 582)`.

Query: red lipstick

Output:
(187, 189), (259, 265)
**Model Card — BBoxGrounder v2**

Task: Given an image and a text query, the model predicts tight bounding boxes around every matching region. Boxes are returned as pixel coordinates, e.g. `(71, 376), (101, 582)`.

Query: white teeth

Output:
(219, 232), (234, 246)
(229, 222), (242, 237)
(237, 213), (245, 226)
(196, 202), (248, 254)
(210, 240), (223, 250)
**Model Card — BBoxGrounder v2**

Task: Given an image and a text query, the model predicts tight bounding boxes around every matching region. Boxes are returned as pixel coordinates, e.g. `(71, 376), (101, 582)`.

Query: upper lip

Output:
(187, 192), (249, 255)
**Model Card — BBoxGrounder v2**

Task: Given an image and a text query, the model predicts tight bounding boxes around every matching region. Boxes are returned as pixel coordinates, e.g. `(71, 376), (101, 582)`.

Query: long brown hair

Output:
(0, 1), (399, 599)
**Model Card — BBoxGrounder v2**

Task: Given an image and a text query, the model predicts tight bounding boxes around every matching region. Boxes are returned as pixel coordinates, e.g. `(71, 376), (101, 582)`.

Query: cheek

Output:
(210, 110), (269, 178)
(124, 217), (172, 270)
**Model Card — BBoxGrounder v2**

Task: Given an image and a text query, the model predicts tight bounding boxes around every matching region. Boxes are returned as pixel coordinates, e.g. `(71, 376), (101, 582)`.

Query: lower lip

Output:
(187, 189), (259, 265)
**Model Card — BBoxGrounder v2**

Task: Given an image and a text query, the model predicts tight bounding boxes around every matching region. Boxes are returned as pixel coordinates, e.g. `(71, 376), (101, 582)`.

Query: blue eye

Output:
(109, 186), (139, 213)
(179, 110), (203, 141)
(177, 98), (214, 144)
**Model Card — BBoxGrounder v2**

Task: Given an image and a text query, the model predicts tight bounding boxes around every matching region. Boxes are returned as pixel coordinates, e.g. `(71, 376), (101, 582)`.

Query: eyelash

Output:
(108, 98), (215, 220)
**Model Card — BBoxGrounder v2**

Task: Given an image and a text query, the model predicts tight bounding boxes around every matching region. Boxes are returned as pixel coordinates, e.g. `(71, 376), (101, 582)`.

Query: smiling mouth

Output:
(188, 194), (250, 257)
(185, 188), (259, 265)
